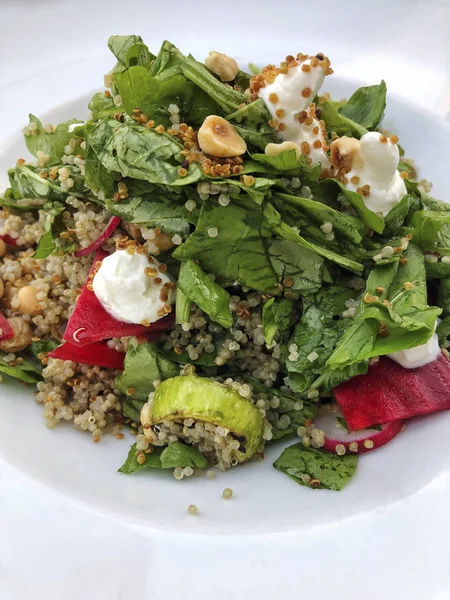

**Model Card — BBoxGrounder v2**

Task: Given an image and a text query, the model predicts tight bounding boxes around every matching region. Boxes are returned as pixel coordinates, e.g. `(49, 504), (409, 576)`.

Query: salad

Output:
(1, 35), (449, 492)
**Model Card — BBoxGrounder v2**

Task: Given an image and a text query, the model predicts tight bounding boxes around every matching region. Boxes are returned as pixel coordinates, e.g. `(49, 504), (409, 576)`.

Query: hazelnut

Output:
(330, 136), (362, 170)
(17, 285), (42, 316)
(198, 115), (247, 158)
(0, 239), (6, 258)
(205, 51), (239, 82)
(265, 141), (301, 160)
(154, 232), (175, 251)
(0, 316), (32, 352)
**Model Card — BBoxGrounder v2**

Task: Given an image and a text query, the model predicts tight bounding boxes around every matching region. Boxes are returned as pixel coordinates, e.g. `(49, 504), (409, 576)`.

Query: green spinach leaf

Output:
(339, 81), (386, 130)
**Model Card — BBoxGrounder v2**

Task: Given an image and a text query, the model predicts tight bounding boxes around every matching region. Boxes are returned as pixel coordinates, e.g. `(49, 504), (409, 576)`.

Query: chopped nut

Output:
(265, 141), (301, 160)
(197, 115), (247, 158)
(330, 136), (362, 170)
(205, 51), (239, 82)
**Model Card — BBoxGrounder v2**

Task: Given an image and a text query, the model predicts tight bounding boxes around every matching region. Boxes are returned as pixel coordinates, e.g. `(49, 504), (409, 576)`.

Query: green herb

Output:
(160, 442), (208, 469)
(177, 260), (233, 328)
(30, 339), (59, 356)
(262, 297), (296, 345)
(273, 443), (358, 491)
(339, 81), (386, 130)
(0, 354), (42, 383)
(115, 342), (179, 401)
(118, 443), (163, 474)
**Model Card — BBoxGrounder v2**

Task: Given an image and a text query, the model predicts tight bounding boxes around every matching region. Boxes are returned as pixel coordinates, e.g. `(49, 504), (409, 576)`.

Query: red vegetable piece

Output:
(74, 216), (121, 257)
(0, 312), (14, 342)
(64, 249), (174, 346)
(0, 234), (18, 247)
(313, 404), (403, 454)
(49, 340), (126, 370)
(334, 353), (450, 431)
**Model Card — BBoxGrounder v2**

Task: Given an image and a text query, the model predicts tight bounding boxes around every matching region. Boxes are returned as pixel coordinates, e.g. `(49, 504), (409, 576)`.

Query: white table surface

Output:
(1, 1), (450, 598)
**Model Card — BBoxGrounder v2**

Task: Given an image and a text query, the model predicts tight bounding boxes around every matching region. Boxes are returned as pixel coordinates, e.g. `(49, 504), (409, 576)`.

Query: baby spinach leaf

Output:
(160, 442), (208, 468)
(262, 297), (296, 345)
(10, 163), (84, 201)
(118, 443), (163, 474)
(89, 119), (202, 186)
(437, 316), (450, 347)
(339, 81), (386, 130)
(149, 40), (184, 78)
(115, 342), (179, 401)
(268, 238), (324, 294)
(328, 244), (442, 368)
(88, 93), (119, 120)
(177, 260), (233, 328)
(411, 210), (450, 255)
(24, 114), (81, 165)
(174, 197), (279, 293)
(336, 182), (385, 234)
(383, 194), (411, 236)
(319, 100), (367, 139)
(273, 443), (358, 491)
(175, 286), (191, 324)
(438, 278), (450, 315)
(276, 192), (363, 243)
(108, 35), (154, 72)
(105, 193), (194, 237)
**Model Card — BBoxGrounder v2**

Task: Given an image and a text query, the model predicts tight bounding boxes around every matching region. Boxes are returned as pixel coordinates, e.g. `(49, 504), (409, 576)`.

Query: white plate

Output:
(1, 78), (450, 536)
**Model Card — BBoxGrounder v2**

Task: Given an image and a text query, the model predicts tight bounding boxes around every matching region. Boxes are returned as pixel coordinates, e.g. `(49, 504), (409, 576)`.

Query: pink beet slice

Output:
(49, 340), (125, 370)
(63, 248), (173, 347)
(74, 216), (121, 257)
(334, 353), (450, 431)
(0, 234), (17, 246)
(313, 404), (403, 454)
(0, 312), (14, 342)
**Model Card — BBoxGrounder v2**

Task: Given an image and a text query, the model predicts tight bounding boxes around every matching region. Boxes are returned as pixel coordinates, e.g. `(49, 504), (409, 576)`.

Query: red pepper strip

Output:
(0, 312), (13, 342)
(64, 249), (174, 347)
(0, 234), (18, 246)
(74, 216), (121, 257)
(334, 353), (450, 431)
(49, 340), (125, 370)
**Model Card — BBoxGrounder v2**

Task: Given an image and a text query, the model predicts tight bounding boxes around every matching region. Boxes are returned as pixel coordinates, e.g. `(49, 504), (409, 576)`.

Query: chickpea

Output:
(205, 51), (239, 82)
(0, 316), (32, 352)
(198, 115), (247, 158)
(0, 239), (6, 258)
(154, 232), (175, 252)
(17, 285), (42, 316)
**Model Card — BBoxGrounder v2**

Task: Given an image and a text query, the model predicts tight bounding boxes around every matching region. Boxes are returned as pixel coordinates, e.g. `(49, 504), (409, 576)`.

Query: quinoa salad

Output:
(1, 35), (450, 492)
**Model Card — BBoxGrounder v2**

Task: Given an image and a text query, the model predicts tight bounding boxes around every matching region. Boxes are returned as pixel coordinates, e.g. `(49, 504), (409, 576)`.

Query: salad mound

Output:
(0, 35), (449, 492)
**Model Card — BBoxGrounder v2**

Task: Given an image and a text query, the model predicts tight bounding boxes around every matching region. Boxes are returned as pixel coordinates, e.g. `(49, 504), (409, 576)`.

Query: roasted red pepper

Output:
(49, 340), (125, 370)
(334, 353), (450, 430)
(0, 312), (13, 342)
(64, 249), (173, 346)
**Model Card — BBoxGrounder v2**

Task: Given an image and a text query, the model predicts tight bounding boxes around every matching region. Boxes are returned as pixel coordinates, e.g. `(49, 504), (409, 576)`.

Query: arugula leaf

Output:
(339, 81), (386, 130)
(177, 260), (233, 328)
(0, 354), (41, 383)
(88, 119), (202, 186)
(336, 182), (385, 234)
(273, 443), (358, 490)
(118, 443), (163, 474)
(115, 342), (179, 401)
(262, 297), (295, 345)
(328, 244), (442, 368)
(149, 40), (184, 78)
(24, 114), (82, 165)
(411, 210), (450, 255)
(105, 193), (194, 237)
(160, 442), (207, 468)
(182, 54), (247, 114)
(226, 99), (279, 151)
(0, 189), (48, 210)
(276, 192), (363, 244)
(174, 196), (279, 293)
(319, 100), (367, 139)
(108, 35), (154, 72)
